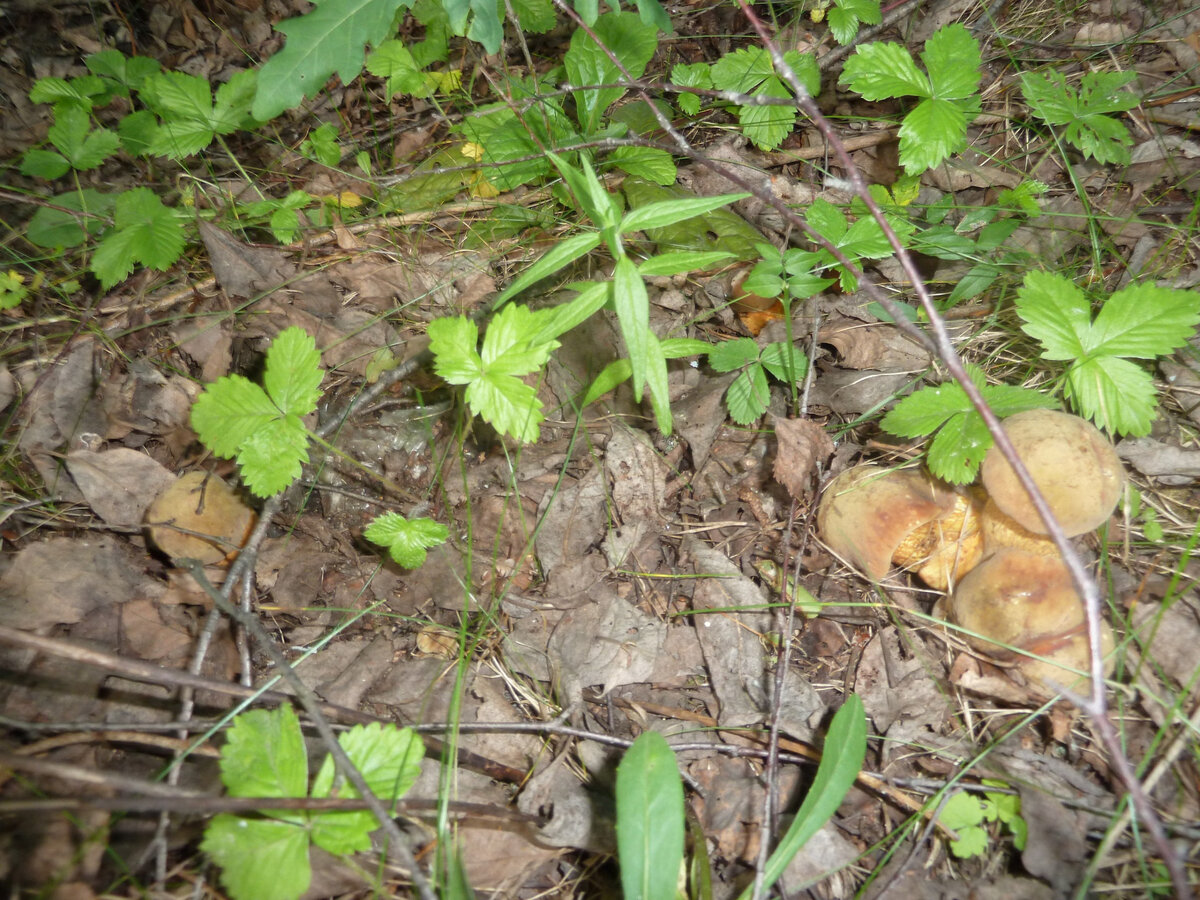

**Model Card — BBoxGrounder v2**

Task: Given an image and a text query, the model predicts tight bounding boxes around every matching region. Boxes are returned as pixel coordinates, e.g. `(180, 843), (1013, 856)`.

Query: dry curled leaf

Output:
(772, 416), (834, 500)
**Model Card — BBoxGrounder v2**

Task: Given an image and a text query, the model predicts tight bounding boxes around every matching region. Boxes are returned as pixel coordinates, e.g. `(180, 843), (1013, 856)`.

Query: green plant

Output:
(824, 0), (882, 45)
(839, 24), (982, 174)
(708, 337), (809, 425)
(934, 782), (1027, 859)
(616, 731), (686, 900)
(1020, 69), (1138, 166)
(0, 270), (29, 310)
(190, 326), (323, 497)
(880, 363), (1056, 483)
(1014, 271), (1200, 435)
(364, 512), (450, 567)
(201, 705), (424, 900)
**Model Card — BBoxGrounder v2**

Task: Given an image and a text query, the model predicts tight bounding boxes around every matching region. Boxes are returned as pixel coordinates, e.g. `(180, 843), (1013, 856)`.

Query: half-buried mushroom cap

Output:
(980, 409), (1124, 537)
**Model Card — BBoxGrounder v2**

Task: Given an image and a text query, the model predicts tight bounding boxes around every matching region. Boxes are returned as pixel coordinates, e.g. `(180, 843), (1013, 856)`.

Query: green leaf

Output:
(608, 146), (676, 185)
(29, 75), (109, 109)
(0, 271), (29, 310)
(1065, 355), (1157, 436)
(923, 22), (982, 100)
(367, 40), (427, 97)
(26, 189), (113, 249)
(310, 724), (424, 855)
(85, 50), (161, 91)
(620, 192), (750, 234)
(364, 513), (450, 568)
(45, 105), (120, 171)
(760, 342), (807, 383)
(613, 256), (650, 401)
(218, 705), (308, 802)
(428, 316), (483, 383)
(1088, 283), (1200, 358)
(726, 365), (771, 425)
(529, 280), (610, 343)
(708, 337), (759, 373)
(841, 41), (929, 100)
(493, 231), (603, 306)
(117, 110), (159, 157)
(661, 337), (713, 358)
(263, 327), (324, 417)
(709, 48), (818, 150)
(827, 0), (881, 45)
(737, 694), (867, 900)
(616, 732), (685, 900)
(510, 0), (556, 32)
(252, 0), (411, 120)
(1020, 69), (1137, 165)
(1014, 270), (1091, 360)
(20, 149), (70, 180)
(583, 358), (634, 405)
(467, 371), (544, 442)
(898, 97), (974, 174)
(622, 177), (764, 260)
(637, 250), (734, 277)
(564, 12), (658, 134)
(237, 413), (311, 496)
(671, 62), (712, 116)
(91, 187), (187, 288)
(201, 815), (311, 900)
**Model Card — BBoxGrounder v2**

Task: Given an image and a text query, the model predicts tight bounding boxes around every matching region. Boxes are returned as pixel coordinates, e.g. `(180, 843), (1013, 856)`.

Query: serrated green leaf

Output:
(926, 412), (991, 483)
(949, 825), (988, 858)
(511, 0), (556, 32)
(46, 105), (120, 171)
(1020, 70), (1137, 165)
(202, 815), (311, 900)
(738, 86), (796, 150)
(1065, 355), (1156, 435)
(881, 382), (964, 437)
(805, 198), (846, 242)
(482, 303), (559, 374)
(827, 0), (880, 44)
(671, 62), (711, 116)
(117, 109), (159, 157)
(616, 732), (685, 900)
(922, 23), (981, 100)
(898, 96), (973, 173)
(760, 342), (807, 383)
(91, 187), (187, 288)
(467, 372), (544, 442)
(564, 12), (658, 134)
(212, 69), (258, 132)
(726, 365), (770, 424)
(428, 316), (483, 383)
(252, 0), (410, 121)
(86, 50), (161, 91)
(218, 705), (308, 802)
(708, 337), (759, 373)
(613, 256), (650, 400)
(840, 41), (929, 100)
(367, 40), (426, 96)
(238, 413), (310, 496)
(263, 327), (323, 417)
(1089, 283), (1200, 358)
(939, 791), (985, 829)
(637, 250), (733, 277)
(1015, 270), (1091, 360)
(310, 723), (424, 854)
(191, 376), (279, 458)
(364, 513), (449, 568)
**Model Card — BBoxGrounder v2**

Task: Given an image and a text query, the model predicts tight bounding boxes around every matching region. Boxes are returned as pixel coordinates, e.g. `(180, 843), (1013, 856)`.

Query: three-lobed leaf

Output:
(91, 187), (187, 288)
(364, 512), (450, 568)
(1020, 70), (1137, 165)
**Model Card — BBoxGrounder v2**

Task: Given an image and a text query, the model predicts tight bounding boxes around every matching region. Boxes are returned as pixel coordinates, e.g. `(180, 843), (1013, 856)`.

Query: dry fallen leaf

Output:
(772, 416), (834, 500)
(145, 471), (256, 564)
(66, 448), (176, 528)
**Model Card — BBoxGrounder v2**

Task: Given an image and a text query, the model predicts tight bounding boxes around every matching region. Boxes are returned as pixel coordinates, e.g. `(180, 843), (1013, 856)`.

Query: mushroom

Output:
(980, 409), (1123, 537)
(818, 465), (984, 590)
(947, 549), (1114, 694)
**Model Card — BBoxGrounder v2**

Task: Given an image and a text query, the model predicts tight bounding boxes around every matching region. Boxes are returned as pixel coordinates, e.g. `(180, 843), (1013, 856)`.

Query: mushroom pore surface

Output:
(980, 409), (1123, 536)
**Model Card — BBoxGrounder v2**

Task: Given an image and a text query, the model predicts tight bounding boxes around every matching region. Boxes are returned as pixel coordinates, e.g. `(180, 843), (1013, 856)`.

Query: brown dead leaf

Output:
(145, 471), (256, 565)
(772, 416), (834, 500)
(198, 220), (296, 298)
(0, 535), (141, 630)
(416, 625), (459, 657)
(66, 449), (176, 528)
(119, 598), (194, 663)
(819, 317), (929, 370)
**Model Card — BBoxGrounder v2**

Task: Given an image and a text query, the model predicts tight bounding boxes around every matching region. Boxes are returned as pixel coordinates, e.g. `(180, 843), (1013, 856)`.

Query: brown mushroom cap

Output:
(979, 497), (1060, 557)
(980, 409), (1124, 537)
(818, 465), (982, 589)
(948, 549), (1114, 693)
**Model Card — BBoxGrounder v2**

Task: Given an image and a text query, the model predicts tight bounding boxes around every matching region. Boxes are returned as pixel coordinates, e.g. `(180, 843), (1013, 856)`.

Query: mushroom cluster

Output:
(818, 409), (1124, 693)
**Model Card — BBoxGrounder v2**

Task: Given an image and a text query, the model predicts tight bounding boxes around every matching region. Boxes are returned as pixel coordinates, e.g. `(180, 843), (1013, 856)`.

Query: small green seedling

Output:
(839, 24), (982, 174)
(616, 731), (686, 900)
(364, 512), (449, 568)
(824, 0), (882, 45)
(201, 705), (424, 900)
(1020, 69), (1138, 165)
(191, 326), (323, 497)
(708, 338), (809, 426)
(0, 270), (29, 310)
(881, 362), (1056, 484)
(935, 781), (1027, 859)
(1015, 271), (1200, 436)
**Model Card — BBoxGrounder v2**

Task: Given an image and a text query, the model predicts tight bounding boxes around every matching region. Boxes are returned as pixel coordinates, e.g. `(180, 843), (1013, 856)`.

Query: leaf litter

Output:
(2, 0), (1200, 897)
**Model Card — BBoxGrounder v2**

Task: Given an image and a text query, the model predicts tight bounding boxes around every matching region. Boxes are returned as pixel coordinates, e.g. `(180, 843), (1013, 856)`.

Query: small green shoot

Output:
(935, 782), (1027, 859)
(139, 69), (257, 158)
(201, 705), (424, 900)
(1015, 271), (1200, 435)
(1122, 487), (1165, 544)
(364, 512), (450, 567)
(709, 338), (809, 425)
(839, 24), (982, 173)
(708, 47), (820, 150)
(826, 0), (882, 45)
(881, 363), (1056, 483)
(1020, 69), (1138, 165)
(190, 326), (324, 497)
(616, 731), (686, 900)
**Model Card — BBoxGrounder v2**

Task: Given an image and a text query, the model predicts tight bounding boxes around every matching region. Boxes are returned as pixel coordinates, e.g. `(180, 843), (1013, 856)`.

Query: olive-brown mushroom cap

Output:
(980, 409), (1124, 537)
(948, 549), (1114, 693)
(818, 465), (982, 588)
